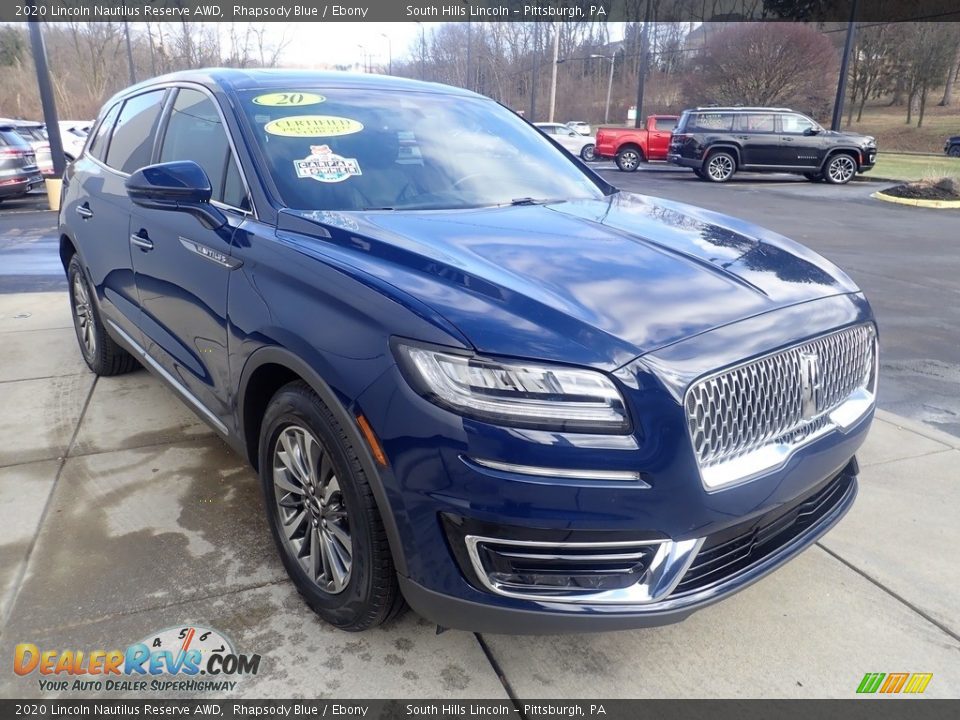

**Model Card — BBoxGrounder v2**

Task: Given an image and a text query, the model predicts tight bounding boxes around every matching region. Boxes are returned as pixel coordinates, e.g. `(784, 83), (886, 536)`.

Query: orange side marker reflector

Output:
(356, 414), (388, 467)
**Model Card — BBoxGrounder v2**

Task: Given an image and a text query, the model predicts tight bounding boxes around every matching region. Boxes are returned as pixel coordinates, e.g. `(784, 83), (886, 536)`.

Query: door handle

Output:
(76, 204), (93, 219)
(130, 233), (154, 252)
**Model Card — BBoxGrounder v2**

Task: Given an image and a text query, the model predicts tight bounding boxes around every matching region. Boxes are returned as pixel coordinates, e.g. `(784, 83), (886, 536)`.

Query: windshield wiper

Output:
(507, 197), (560, 206)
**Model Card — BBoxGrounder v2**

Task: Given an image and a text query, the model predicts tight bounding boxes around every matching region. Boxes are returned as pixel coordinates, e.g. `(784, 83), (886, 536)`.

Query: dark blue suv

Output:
(60, 70), (878, 632)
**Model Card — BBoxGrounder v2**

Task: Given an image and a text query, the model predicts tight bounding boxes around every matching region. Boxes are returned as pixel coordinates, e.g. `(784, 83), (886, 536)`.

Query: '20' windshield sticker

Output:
(294, 145), (362, 183)
(252, 92), (325, 107)
(265, 115), (364, 138)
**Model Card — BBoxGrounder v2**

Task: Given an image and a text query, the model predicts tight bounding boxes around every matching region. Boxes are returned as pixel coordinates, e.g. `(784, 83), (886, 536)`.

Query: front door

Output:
(130, 87), (252, 429)
(778, 113), (826, 169)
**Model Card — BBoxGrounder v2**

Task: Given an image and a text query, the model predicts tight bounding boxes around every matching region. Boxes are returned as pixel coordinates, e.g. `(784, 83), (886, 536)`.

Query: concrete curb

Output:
(870, 190), (960, 209)
(875, 409), (960, 449)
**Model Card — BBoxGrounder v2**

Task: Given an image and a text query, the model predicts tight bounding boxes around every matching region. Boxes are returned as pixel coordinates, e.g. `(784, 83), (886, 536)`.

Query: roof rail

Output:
(694, 106), (794, 112)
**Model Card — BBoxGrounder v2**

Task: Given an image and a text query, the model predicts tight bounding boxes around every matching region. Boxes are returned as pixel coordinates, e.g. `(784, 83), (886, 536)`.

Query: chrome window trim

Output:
(683, 323), (877, 492)
(82, 81), (257, 220)
(468, 457), (650, 486)
(464, 534), (702, 605)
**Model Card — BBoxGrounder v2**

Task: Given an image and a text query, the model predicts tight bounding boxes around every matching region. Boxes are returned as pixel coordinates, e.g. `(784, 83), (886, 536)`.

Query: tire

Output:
(615, 146), (643, 172)
(948, 145), (960, 157)
(580, 144), (596, 162)
(67, 254), (138, 376)
(259, 381), (404, 631)
(824, 153), (857, 184)
(703, 151), (736, 182)
(803, 172), (824, 182)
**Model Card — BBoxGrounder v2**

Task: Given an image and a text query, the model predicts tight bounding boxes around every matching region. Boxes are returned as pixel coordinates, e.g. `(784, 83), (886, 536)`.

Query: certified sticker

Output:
(252, 92), (325, 107)
(265, 115), (364, 138)
(294, 145), (362, 183)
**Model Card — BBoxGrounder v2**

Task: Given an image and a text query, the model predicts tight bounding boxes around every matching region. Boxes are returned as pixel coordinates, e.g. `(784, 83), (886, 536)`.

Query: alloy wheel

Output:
(827, 155), (856, 184)
(581, 144), (596, 162)
(618, 150), (639, 171)
(71, 273), (97, 358)
(272, 425), (353, 594)
(707, 154), (734, 181)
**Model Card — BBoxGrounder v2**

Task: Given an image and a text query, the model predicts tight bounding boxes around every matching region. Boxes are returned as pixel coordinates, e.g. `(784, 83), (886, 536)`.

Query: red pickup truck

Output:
(595, 115), (679, 171)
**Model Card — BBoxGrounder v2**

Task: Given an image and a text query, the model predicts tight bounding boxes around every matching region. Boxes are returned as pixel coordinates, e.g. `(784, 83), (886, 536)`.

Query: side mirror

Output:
(803, 127), (821, 136)
(125, 160), (227, 230)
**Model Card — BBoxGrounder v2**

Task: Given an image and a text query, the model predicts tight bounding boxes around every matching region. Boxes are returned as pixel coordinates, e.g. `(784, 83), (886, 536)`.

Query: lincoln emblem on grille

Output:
(799, 351), (821, 421)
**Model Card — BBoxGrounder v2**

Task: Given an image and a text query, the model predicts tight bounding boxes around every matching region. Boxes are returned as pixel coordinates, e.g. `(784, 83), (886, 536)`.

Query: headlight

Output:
(393, 343), (630, 434)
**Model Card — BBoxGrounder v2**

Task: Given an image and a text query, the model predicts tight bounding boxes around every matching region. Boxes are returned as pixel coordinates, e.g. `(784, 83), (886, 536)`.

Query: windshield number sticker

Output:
(294, 145), (362, 183)
(253, 92), (325, 107)
(265, 115), (364, 137)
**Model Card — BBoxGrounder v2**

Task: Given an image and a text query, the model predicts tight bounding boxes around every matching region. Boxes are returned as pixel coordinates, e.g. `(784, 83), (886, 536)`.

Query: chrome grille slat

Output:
(686, 325), (876, 471)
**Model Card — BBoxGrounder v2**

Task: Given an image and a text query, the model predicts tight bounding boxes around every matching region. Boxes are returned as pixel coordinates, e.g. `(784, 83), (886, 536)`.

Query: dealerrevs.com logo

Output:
(14, 625), (262, 694)
(857, 672), (933, 695)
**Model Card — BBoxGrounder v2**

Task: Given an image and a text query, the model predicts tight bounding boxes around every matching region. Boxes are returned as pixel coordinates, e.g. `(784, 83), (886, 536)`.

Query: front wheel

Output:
(259, 381), (404, 631)
(703, 151), (736, 182)
(615, 147), (643, 172)
(580, 144), (596, 162)
(824, 154), (857, 184)
(948, 145), (960, 157)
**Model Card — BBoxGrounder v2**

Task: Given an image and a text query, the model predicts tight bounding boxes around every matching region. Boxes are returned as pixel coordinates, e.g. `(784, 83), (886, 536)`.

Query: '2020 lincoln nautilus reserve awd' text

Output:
(60, 70), (878, 632)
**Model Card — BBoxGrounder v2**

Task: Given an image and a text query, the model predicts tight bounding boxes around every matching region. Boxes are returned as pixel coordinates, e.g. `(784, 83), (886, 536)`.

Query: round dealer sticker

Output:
(252, 92), (325, 107)
(264, 115), (364, 138)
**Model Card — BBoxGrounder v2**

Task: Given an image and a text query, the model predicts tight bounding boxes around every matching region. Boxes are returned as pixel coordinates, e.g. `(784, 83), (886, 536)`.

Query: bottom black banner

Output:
(1, 699), (958, 720)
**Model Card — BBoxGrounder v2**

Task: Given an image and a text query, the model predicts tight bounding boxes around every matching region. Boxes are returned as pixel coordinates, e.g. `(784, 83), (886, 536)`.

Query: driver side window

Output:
(782, 114), (816, 134)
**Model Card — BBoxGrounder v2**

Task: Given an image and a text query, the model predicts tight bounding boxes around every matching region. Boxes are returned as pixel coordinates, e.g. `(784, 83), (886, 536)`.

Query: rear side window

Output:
(87, 103), (121, 161)
(0, 129), (30, 148)
(654, 117), (677, 131)
(105, 90), (165, 174)
(159, 88), (248, 209)
(738, 114), (776, 132)
(689, 113), (734, 132)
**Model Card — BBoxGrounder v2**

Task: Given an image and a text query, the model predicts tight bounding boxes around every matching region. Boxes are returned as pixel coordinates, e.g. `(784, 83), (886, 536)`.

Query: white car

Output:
(57, 121), (93, 160)
(535, 122), (596, 161)
(566, 121), (592, 136)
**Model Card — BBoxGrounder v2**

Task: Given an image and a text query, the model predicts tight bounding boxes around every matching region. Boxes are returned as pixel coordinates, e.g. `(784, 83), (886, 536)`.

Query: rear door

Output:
(647, 117), (676, 159)
(129, 86), (252, 427)
(735, 112), (781, 166)
(67, 91), (167, 344)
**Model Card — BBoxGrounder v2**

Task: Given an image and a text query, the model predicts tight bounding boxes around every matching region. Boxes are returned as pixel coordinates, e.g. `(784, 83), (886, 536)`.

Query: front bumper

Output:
(357, 295), (875, 633)
(401, 468), (857, 633)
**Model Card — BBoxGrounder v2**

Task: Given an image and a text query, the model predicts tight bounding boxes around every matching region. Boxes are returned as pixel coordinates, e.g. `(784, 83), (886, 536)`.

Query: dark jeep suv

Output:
(668, 107), (877, 184)
(945, 135), (960, 157)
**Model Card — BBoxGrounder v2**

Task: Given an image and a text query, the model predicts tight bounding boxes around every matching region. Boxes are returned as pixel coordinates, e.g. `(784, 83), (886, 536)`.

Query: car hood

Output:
(280, 192), (860, 370)
(822, 129), (875, 145)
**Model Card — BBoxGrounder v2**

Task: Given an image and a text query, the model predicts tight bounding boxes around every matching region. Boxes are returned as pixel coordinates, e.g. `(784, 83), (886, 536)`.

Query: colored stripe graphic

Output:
(903, 673), (933, 694)
(857, 673), (885, 693)
(880, 673), (909, 693)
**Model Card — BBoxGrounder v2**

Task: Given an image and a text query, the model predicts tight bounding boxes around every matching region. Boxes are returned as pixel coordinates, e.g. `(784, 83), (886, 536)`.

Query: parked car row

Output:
(596, 107), (878, 185)
(0, 118), (91, 198)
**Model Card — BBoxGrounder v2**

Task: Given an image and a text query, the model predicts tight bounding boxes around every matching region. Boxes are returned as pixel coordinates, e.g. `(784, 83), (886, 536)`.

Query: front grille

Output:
(673, 470), (853, 595)
(685, 324), (875, 470)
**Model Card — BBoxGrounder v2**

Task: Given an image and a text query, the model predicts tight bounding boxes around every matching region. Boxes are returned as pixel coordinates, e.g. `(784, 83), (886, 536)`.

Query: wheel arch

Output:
(615, 142), (645, 159)
(59, 233), (77, 272)
(237, 345), (409, 577)
(820, 147), (862, 171)
(703, 144), (741, 167)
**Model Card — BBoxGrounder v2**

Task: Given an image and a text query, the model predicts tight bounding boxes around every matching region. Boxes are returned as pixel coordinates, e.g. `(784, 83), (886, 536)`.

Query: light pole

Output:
(27, 13), (65, 180)
(380, 33), (392, 75)
(415, 22), (427, 80)
(548, 24), (560, 122)
(357, 44), (366, 73)
(591, 54), (616, 125)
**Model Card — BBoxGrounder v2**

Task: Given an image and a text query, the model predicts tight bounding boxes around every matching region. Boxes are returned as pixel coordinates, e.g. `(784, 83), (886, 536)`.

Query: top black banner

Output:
(8, 0), (960, 24)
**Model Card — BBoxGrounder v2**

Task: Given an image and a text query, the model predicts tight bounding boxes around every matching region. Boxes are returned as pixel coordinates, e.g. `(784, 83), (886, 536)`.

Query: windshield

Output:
(238, 88), (607, 211)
